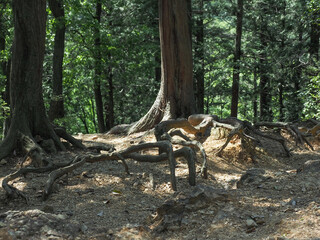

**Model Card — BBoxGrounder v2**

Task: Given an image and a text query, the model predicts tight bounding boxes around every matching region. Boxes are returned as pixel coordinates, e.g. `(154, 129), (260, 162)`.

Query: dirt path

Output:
(0, 132), (319, 239)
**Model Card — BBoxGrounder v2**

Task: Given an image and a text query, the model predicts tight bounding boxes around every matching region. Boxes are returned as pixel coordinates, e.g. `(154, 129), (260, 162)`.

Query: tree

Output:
(309, 0), (320, 61)
(0, 0), (65, 160)
(194, 0), (205, 114)
(128, 0), (195, 134)
(48, 0), (66, 121)
(258, 5), (273, 122)
(230, 0), (243, 118)
(93, 0), (106, 133)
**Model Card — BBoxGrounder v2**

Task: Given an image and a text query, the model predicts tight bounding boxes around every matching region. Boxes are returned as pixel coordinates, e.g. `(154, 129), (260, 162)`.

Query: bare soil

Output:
(0, 131), (319, 240)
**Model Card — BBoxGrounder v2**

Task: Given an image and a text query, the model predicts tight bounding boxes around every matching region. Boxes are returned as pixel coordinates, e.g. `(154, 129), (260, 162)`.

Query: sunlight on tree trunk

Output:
(128, 0), (195, 134)
(0, 0), (65, 160)
(48, 0), (65, 121)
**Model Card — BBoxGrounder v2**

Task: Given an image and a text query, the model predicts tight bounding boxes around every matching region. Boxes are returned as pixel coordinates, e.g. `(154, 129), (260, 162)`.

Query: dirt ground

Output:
(0, 129), (320, 240)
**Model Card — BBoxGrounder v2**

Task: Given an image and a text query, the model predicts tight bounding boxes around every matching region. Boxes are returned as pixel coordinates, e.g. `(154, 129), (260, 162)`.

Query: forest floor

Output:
(0, 129), (320, 240)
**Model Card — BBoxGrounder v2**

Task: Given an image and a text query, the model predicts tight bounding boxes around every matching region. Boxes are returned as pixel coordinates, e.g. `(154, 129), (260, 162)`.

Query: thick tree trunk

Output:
(48, 0), (65, 121)
(0, 0), (65, 160)
(155, 49), (161, 83)
(230, 0), (243, 118)
(94, 0), (106, 133)
(194, 0), (205, 114)
(129, 0), (195, 134)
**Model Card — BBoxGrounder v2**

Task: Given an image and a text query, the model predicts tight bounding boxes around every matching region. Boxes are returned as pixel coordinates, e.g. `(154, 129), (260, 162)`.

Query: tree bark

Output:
(253, 68), (258, 122)
(128, 0), (195, 134)
(230, 0), (243, 118)
(105, 63), (114, 130)
(259, 15), (272, 122)
(48, 0), (65, 121)
(0, 0), (65, 160)
(310, 6), (320, 61)
(0, 3), (11, 137)
(94, 0), (106, 133)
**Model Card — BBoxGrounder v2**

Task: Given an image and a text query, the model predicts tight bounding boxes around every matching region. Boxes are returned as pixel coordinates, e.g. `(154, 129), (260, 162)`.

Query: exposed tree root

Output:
(2, 159), (72, 202)
(3, 138), (197, 201)
(53, 126), (85, 149)
(3, 115), (316, 202)
(254, 122), (314, 151)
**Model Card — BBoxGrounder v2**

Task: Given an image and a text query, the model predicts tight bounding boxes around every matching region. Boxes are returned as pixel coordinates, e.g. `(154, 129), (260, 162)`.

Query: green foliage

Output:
(1, 0), (319, 137)
(302, 69), (320, 119)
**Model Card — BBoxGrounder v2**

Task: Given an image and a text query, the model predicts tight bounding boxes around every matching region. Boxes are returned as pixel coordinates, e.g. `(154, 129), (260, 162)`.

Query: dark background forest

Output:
(0, 0), (319, 136)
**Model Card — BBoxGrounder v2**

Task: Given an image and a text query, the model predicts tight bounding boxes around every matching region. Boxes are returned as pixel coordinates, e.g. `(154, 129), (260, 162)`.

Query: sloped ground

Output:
(0, 131), (319, 240)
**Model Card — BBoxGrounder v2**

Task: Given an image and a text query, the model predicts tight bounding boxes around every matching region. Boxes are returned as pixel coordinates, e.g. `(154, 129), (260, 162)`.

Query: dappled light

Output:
(0, 0), (320, 239)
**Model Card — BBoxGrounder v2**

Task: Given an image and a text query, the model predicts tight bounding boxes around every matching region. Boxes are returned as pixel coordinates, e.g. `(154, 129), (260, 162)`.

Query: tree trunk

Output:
(194, 0), (205, 114)
(0, 6), (11, 137)
(253, 68), (258, 122)
(128, 0), (195, 134)
(278, 83), (284, 121)
(259, 17), (272, 122)
(48, 0), (65, 121)
(0, 0), (65, 160)
(155, 49), (161, 83)
(310, 7), (320, 61)
(94, 0), (106, 133)
(230, 0), (243, 118)
(105, 64), (114, 130)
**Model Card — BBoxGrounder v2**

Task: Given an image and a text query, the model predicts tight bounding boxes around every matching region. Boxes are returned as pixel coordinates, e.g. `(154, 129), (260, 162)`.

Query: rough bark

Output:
(128, 0), (195, 134)
(0, 3), (11, 137)
(94, 0), (106, 133)
(48, 0), (65, 121)
(105, 63), (115, 130)
(253, 69), (258, 122)
(0, 0), (66, 160)
(230, 0), (243, 118)
(310, 7), (320, 61)
(259, 26), (272, 121)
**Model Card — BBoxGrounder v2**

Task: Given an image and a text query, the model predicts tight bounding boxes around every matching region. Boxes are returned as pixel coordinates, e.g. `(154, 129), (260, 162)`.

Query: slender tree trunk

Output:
(129, 0), (195, 134)
(48, 0), (65, 121)
(0, 0), (65, 160)
(278, 83), (284, 121)
(0, 8), (5, 76)
(230, 0), (243, 117)
(259, 17), (272, 122)
(105, 64), (114, 130)
(279, 3), (285, 122)
(253, 68), (258, 122)
(94, 0), (106, 133)
(310, 7), (320, 61)
(0, 6), (11, 137)
(194, 0), (205, 114)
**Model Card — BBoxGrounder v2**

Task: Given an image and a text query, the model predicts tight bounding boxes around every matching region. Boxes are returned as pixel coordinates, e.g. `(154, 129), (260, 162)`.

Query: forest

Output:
(0, 0), (320, 239)
(1, 0), (319, 136)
